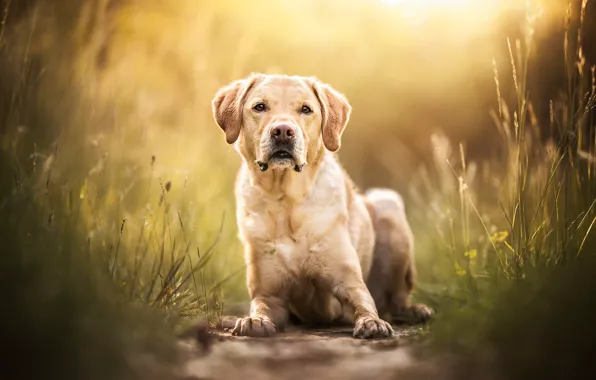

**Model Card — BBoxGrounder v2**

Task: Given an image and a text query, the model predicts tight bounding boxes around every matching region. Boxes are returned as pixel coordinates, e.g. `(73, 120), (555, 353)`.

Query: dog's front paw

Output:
(231, 317), (277, 337)
(353, 316), (395, 339)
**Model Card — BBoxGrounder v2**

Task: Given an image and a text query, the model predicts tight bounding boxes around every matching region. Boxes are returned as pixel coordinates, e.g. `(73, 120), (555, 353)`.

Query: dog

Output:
(211, 73), (433, 339)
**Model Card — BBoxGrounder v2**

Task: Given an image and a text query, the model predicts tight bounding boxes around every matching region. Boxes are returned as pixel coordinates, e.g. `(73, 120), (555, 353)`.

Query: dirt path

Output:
(178, 322), (437, 380)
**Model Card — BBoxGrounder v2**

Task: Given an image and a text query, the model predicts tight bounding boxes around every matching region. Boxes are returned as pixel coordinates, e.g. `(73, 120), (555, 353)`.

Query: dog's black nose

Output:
(270, 124), (296, 143)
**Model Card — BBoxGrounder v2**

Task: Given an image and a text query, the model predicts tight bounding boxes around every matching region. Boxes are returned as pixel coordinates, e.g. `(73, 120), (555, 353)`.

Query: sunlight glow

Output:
(378, 0), (502, 27)
(379, 0), (471, 7)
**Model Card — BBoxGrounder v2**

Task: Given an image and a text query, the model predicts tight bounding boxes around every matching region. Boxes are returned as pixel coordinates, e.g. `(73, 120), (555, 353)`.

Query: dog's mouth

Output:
(271, 150), (294, 160)
(257, 150), (306, 173)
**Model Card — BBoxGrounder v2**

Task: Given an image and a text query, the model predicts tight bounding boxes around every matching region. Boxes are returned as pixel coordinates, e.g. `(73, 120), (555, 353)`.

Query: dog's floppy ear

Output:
(310, 78), (352, 152)
(211, 74), (261, 144)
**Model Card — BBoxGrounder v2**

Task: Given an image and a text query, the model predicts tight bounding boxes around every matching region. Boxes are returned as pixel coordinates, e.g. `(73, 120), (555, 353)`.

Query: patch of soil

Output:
(179, 322), (433, 380)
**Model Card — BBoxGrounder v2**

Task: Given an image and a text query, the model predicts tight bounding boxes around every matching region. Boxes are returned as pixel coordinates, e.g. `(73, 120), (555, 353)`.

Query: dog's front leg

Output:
(232, 249), (289, 337)
(319, 236), (395, 339)
(332, 269), (395, 339)
(231, 296), (288, 337)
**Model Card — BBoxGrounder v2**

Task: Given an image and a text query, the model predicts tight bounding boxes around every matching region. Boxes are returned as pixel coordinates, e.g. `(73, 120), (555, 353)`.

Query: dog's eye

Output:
(252, 103), (266, 112)
(301, 105), (313, 115)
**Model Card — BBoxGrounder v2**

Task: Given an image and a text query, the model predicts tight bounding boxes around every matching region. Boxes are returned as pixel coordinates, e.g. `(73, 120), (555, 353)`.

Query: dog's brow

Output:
(250, 97), (266, 106)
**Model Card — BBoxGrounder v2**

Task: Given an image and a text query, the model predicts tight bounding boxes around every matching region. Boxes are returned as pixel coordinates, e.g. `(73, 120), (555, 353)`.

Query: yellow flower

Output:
(491, 231), (509, 243)
(464, 249), (477, 259)
(455, 264), (467, 276)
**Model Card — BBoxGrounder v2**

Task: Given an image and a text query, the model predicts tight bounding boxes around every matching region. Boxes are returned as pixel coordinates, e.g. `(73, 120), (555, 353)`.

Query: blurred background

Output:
(1, 0), (596, 378)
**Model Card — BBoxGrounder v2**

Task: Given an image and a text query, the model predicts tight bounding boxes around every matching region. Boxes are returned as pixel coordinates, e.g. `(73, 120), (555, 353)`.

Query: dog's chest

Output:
(246, 199), (335, 241)
(241, 191), (344, 265)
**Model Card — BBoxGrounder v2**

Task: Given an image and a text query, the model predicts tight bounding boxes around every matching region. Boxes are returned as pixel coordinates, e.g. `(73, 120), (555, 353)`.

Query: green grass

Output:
(0, 165), (185, 379)
(408, 0), (596, 353)
(0, 1), (241, 378)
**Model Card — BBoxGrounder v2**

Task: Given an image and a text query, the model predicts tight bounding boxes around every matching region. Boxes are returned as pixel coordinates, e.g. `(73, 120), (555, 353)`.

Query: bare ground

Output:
(177, 319), (445, 380)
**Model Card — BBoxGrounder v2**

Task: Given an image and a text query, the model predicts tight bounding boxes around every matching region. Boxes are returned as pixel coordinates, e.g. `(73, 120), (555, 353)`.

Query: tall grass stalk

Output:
(405, 0), (596, 347)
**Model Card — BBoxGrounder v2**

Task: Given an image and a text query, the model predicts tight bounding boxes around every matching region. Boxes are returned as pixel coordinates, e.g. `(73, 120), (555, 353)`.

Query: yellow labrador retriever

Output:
(211, 73), (433, 339)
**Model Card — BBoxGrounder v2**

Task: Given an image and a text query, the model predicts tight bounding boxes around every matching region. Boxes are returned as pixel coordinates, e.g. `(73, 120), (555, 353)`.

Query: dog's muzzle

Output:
(256, 124), (306, 173)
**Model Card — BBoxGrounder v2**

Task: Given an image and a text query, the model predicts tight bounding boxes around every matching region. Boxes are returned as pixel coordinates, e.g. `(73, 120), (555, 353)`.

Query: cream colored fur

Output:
(211, 73), (432, 339)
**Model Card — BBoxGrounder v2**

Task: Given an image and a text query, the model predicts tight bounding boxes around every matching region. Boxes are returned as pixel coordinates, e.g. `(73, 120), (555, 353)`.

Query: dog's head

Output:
(211, 73), (351, 173)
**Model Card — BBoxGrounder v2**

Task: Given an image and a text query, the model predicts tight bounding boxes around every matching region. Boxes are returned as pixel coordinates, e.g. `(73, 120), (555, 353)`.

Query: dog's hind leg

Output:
(364, 188), (434, 325)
